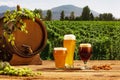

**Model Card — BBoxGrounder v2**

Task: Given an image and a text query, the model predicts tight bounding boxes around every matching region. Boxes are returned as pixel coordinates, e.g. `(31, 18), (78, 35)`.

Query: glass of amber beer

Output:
(63, 34), (76, 68)
(53, 47), (67, 69)
(79, 43), (92, 69)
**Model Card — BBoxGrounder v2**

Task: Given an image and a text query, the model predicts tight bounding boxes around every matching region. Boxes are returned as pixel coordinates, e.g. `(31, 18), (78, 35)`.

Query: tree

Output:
(89, 13), (94, 20)
(81, 6), (90, 20)
(60, 10), (65, 21)
(94, 16), (99, 21)
(107, 13), (114, 21)
(75, 16), (81, 21)
(99, 14), (103, 20)
(69, 11), (75, 20)
(102, 13), (108, 20)
(45, 10), (52, 21)
(64, 16), (69, 20)
(33, 9), (43, 19)
(98, 13), (114, 21)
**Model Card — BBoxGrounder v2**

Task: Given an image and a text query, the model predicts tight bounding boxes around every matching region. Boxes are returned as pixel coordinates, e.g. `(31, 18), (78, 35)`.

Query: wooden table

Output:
(0, 60), (120, 80)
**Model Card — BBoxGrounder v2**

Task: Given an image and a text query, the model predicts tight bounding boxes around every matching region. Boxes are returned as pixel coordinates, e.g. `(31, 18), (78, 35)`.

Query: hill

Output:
(43, 5), (99, 20)
(0, 5), (15, 18)
(0, 5), (15, 13)
(0, 5), (99, 20)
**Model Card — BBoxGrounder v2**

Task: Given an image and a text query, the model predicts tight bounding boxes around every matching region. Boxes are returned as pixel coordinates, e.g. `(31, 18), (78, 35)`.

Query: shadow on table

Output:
(36, 68), (120, 73)
(36, 68), (83, 72)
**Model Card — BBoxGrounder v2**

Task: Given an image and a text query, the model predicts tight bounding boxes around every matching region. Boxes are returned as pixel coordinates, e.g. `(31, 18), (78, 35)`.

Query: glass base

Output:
(56, 67), (65, 70)
(80, 66), (90, 70)
(65, 64), (74, 69)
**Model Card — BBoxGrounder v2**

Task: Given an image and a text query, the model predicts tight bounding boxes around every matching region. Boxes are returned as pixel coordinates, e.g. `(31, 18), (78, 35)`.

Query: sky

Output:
(0, 0), (120, 18)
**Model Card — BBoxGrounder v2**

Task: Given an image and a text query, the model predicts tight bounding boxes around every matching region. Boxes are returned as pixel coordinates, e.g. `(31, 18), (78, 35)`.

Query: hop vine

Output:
(0, 61), (42, 76)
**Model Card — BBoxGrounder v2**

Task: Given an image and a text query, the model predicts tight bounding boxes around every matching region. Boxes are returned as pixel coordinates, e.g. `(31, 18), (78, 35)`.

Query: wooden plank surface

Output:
(0, 60), (120, 80)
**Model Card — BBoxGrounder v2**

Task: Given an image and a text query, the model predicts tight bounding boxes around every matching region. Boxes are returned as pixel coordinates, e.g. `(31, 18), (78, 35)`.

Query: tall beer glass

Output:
(53, 47), (67, 69)
(63, 34), (76, 68)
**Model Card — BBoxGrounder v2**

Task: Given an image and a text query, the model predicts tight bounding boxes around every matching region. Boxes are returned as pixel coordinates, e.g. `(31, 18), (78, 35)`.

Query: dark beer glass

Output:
(79, 43), (92, 69)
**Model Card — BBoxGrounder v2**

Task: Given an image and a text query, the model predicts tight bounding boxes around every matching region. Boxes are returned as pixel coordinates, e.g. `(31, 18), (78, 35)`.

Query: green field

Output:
(41, 21), (120, 60)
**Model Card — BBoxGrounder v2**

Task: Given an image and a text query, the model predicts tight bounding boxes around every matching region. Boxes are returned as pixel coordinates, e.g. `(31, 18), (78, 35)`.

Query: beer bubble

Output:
(64, 34), (76, 40)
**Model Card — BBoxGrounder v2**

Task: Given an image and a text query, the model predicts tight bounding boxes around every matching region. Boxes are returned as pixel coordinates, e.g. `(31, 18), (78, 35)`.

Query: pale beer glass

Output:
(53, 47), (67, 69)
(63, 34), (76, 68)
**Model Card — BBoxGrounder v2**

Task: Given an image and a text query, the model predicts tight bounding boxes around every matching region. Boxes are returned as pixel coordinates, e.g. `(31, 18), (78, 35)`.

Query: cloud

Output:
(0, 1), (16, 7)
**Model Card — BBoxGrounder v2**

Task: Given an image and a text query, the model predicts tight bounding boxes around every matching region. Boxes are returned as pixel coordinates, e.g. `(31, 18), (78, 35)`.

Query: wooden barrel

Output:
(0, 17), (47, 60)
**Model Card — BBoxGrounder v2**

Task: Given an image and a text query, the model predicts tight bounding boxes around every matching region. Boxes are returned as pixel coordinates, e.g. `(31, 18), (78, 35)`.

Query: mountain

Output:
(0, 13), (4, 18)
(0, 5), (16, 18)
(43, 5), (99, 20)
(0, 5), (99, 20)
(0, 5), (15, 13)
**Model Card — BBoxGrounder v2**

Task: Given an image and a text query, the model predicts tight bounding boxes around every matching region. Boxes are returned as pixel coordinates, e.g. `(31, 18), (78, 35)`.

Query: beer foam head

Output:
(64, 34), (76, 40)
(54, 47), (67, 51)
(80, 43), (91, 47)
